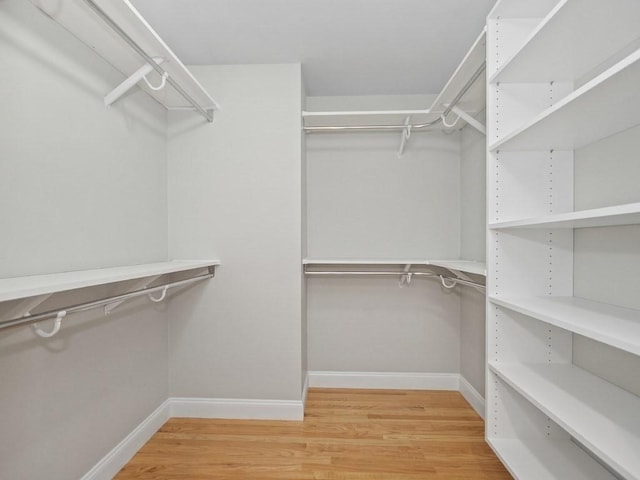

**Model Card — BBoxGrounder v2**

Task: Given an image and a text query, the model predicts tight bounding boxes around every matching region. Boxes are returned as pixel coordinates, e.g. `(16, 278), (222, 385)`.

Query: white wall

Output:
(167, 64), (305, 401)
(0, 2), (169, 479)
(459, 117), (487, 397)
(573, 125), (640, 397)
(306, 95), (463, 375)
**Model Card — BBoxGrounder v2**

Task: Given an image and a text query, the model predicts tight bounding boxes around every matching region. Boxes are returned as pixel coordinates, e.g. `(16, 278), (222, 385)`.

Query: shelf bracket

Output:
(104, 57), (166, 108)
(397, 116), (412, 158)
(450, 105), (486, 135)
(1, 294), (53, 321)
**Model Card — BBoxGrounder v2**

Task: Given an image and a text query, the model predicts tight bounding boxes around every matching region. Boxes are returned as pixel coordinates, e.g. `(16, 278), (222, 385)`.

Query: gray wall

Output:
(167, 64), (305, 400)
(573, 124), (640, 397)
(306, 95), (463, 374)
(459, 118), (486, 396)
(0, 2), (169, 479)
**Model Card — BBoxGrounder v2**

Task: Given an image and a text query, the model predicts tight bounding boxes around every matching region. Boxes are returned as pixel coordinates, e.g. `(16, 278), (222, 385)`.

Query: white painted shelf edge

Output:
(490, 296), (640, 357)
(490, 362), (640, 480)
(0, 260), (221, 302)
(488, 437), (616, 480)
(429, 260), (486, 276)
(489, 201), (640, 230)
(488, 46), (640, 152)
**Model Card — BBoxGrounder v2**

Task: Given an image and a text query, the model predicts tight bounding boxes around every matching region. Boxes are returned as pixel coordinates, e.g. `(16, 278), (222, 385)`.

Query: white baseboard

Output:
(302, 372), (309, 407)
(80, 399), (171, 480)
(459, 376), (485, 419)
(308, 371), (460, 390)
(170, 397), (304, 421)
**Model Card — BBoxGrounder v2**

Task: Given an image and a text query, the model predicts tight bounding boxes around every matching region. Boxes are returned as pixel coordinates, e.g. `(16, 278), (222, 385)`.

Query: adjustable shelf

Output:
(489, 0), (640, 84)
(489, 47), (640, 152)
(489, 438), (616, 480)
(489, 202), (640, 230)
(28, 0), (219, 121)
(490, 296), (640, 357)
(490, 362), (640, 480)
(0, 260), (220, 302)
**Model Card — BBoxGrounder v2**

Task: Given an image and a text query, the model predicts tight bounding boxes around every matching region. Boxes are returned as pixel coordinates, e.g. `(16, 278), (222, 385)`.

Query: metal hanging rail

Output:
(303, 269), (485, 291)
(0, 270), (215, 332)
(82, 0), (215, 122)
(303, 61), (486, 133)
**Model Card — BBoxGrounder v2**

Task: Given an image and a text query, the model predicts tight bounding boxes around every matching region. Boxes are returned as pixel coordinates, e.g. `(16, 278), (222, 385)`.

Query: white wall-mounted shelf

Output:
(430, 28), (487, 116)
(489, 0), (640, 84)
(491, 296), (640, 357)
(489, 437), (616, 480)
(303, 259), (485, 278)
(302, 259), (430, 266)
(0, 260), (220, 302)
(490, 362), (640, 480)
(489, 47), (640, 152)
(489, 202), (640, 230)
(429, 260), (486, 277)
(28, 0), (219, 121)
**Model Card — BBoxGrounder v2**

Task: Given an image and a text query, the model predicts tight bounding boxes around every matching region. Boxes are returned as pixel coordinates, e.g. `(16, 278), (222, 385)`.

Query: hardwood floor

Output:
(116, 389), (512, 479)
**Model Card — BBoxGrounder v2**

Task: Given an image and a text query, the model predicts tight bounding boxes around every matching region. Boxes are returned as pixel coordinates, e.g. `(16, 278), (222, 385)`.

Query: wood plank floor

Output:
(116, 389), (512, 479)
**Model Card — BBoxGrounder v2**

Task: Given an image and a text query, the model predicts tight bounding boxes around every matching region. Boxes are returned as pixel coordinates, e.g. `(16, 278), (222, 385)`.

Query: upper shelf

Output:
(29, 0), (219, 120)
(0, 260), (220, 302)
(489, 202), (640, 230)
(489, 0), (640, 84)
(429, 28), (486, 116)
(490, 47), (640, 152)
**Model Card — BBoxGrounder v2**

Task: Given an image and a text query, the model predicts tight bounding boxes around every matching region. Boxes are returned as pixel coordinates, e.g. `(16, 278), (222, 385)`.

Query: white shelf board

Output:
(489, 437), (616, 480)
(491, 296), (640, 357)
(430, 28), (487, 116)
(302, 259), (430, 266)
(489, 202), (640, 230)
(490, 362), (640, 480)
(489, 47), (640, 152)
(429, 260), (486, 276)
(28, 0), (219, 112)
(490, 0), (640, 84)
(0, 260), (220, 302)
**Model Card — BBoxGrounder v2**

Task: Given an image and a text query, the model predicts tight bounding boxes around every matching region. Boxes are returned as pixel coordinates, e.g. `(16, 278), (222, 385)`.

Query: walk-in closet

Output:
(1, 0), (639, 479)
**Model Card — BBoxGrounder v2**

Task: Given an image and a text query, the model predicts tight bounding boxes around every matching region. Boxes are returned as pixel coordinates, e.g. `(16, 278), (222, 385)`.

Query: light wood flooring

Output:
(116, 388), (512, 479)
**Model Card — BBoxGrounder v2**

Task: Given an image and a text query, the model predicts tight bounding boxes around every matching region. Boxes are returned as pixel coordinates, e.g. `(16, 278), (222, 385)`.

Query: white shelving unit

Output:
(28, 0), (219, 121)
(486, 1), (640, 478)
(0, 260), (220, 302)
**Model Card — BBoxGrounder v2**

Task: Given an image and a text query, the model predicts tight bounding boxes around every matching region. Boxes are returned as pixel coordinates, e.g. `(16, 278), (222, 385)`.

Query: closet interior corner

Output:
(2, 0), (640, 478)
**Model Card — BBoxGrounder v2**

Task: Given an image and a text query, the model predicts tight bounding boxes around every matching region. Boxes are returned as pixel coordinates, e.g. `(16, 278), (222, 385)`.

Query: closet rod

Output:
(304, 271), (485, 290)
(303, 61), (486, 133)
(0, 271), (213, 332)
(82, 0), (214, 123)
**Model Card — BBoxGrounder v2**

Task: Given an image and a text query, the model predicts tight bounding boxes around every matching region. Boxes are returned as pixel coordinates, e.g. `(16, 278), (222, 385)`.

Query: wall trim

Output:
(459, 376), (485, 419)
(308, 371), (460, 390)
(80, 399), (171, 480)
(302, 372), (309, 407)
(170, 397), (304, 421)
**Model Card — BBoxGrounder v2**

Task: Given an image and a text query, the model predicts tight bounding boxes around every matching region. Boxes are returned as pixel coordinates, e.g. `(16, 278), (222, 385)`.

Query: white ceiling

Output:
(130, 0), (495, 96)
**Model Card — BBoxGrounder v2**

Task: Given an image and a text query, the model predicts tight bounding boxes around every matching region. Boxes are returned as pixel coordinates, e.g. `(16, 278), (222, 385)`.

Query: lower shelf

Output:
(490, 362), (640, 480)
(489, 437), (615, 480)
